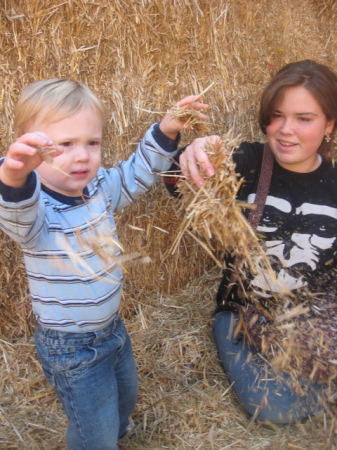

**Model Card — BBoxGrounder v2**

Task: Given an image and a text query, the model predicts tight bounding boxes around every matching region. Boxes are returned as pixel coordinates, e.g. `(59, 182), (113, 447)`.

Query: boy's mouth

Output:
(71, 170), (89, 179)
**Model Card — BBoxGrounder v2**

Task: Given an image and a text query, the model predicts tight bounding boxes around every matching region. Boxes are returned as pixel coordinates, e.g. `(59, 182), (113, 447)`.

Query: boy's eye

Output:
(60, 142), (72, 147)
(89, 141), (100, 146)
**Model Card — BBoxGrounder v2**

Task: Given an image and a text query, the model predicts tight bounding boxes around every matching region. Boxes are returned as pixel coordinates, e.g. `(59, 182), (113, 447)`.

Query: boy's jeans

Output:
(213, 311), (324, 424)
(34, 315), (138, 450)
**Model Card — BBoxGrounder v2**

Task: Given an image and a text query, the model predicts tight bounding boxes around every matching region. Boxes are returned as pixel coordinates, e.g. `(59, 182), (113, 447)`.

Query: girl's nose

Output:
(280, 118), (294, 134)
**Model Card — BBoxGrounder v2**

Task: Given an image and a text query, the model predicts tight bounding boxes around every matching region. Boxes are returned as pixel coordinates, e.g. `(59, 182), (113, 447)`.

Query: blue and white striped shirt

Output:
(0, 124), (178, 332)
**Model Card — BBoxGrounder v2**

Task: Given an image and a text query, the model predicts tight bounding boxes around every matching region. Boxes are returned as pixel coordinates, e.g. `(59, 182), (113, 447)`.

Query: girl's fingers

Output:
(180, 150), (206, 187)
(180, 136), (219, 186)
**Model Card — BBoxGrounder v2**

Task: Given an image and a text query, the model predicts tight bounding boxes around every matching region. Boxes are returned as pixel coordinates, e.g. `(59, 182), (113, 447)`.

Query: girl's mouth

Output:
(279, 140), (296, 147)
(277, 140), (298, 152)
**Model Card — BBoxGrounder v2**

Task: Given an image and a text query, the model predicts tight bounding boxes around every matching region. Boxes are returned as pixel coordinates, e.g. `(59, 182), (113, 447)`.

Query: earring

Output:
(325, 134), (331, 143)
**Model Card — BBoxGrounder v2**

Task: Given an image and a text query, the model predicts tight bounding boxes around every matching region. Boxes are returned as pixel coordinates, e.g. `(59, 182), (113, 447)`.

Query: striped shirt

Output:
(0, 124), (178, 332)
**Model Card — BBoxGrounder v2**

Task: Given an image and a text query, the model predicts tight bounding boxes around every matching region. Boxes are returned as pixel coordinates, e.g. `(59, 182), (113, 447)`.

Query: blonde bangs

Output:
(14, 79), (106, 137)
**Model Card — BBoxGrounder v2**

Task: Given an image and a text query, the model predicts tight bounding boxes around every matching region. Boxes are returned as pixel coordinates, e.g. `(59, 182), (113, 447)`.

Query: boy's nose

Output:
(75, 146), (90, 161)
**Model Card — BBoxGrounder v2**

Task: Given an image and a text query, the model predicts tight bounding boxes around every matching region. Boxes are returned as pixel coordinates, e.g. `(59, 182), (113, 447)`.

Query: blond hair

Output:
(14, 78), (106, 138)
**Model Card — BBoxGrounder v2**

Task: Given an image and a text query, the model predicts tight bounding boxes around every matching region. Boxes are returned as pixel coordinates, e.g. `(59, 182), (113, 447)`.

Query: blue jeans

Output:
(213, 311), (326, 424)
(34, 315), (138, 450)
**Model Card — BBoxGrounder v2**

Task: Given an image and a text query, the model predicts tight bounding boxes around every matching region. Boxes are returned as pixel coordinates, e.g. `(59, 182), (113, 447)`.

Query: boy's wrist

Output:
(158, 116), (181, 140)
(0, 170), (36, 202)
(159, 127), (179, 140)
(152, 123), (180, 152)
(0, 170), (27, 189)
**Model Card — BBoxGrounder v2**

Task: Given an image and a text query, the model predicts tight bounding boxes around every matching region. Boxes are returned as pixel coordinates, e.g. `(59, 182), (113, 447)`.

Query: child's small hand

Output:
(0, 132), (63, 188)
(159, 95), (209, 140)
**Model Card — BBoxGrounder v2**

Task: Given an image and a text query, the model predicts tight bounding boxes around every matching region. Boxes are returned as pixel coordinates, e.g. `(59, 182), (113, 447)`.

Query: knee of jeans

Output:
(252, 405), (307, 425)
(234, 391), (289, 425)
(213, 311), (238, 336)
(241, 389), (319, 425)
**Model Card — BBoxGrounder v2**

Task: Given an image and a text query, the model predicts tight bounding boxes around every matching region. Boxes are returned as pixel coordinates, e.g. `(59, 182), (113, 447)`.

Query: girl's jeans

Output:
(213, 311), (326, 424)
(34, 315), (138, 450)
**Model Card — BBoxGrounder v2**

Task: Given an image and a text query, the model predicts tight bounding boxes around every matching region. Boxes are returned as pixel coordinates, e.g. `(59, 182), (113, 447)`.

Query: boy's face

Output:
(28, 106), (103, 197)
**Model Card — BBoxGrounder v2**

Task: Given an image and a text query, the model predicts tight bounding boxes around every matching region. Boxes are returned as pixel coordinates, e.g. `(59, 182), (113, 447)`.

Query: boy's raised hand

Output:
(159, 95), (218, 187)
(0, 132), (63, 188)
(159, 95), (209, 140)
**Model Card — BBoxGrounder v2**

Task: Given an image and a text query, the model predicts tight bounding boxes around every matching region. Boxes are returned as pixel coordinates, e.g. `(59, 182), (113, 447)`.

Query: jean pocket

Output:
(59, 344), (100, 383)
(36, 338), (98, 382)
(36, 341), (76, 372)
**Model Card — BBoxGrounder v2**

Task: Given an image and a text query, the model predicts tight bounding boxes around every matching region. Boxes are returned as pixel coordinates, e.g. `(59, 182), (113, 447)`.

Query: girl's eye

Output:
(60, 142), (72, 147)
(298, 117), (311, 122)
(89, 141), (100, 147)
(271, 113), (282, 119)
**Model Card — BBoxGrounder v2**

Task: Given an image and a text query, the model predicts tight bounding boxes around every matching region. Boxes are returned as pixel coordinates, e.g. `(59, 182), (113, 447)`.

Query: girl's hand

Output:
(0, 132), (63, 188)
(180, 135), (221, 187)
(159, 95), (209, 140)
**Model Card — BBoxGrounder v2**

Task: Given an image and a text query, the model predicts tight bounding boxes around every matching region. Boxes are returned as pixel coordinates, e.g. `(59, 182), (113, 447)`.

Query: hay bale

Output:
(2, 0), (337, 336)
(1, 0), (337, 447)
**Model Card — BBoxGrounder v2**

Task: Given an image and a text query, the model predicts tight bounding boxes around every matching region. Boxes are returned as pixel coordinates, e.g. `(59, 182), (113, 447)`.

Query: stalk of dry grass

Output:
(168, 82), (215, 134)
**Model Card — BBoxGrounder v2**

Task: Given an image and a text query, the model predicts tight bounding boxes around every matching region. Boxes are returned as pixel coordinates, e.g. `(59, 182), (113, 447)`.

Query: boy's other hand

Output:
(159, 95), (209, 140)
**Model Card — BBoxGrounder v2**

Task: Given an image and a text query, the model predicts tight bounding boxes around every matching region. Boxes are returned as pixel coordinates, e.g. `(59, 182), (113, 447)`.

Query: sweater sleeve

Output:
(151, 122), (180, 152)
(0, 164), (44, 247)
(107, 123), (181, 211)
(0, 158), (37, 202)
(0, 171), (37, 202)
(162, 147), (187, 198)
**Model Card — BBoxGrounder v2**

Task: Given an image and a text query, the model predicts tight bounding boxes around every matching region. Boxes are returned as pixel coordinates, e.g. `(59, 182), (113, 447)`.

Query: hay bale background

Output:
(1, 0), (337, 448)
(2, 0), (337, 337)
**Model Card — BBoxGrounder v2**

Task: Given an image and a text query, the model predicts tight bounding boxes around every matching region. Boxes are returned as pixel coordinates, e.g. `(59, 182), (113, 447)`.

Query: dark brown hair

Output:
(259, 60), (337, 154)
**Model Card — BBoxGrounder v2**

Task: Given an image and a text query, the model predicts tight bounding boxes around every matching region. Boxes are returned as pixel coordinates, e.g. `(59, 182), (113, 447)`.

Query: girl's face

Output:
(266, 85), (334, 173)
(28, 106), (103, 197)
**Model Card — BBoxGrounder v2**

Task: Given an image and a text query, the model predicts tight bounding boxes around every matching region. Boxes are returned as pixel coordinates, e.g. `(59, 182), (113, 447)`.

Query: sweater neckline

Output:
(41, 184), (89, 206)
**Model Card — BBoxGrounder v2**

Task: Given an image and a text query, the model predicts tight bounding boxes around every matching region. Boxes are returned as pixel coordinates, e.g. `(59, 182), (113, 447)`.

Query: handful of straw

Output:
(170, 131), (279, 293)
(169, 82), (214, 135)
(169, 104), (210, 134)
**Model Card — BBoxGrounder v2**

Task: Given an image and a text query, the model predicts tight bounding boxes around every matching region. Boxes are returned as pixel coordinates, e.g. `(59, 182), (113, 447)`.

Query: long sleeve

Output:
(0, 123), (179, 332)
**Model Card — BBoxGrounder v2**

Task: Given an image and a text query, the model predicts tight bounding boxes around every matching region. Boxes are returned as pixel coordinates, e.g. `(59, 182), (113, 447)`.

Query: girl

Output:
(170, 60), (337, 424)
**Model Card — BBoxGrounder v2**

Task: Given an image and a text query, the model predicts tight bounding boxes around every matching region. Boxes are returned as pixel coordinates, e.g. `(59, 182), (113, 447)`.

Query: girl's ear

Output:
(326, 119), (335, 135)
